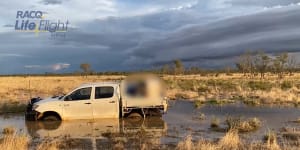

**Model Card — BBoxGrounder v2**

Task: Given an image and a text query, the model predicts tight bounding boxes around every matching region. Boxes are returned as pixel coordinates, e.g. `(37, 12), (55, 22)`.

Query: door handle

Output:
(109, 101), (115, 103)
(84, 102), (91, 104)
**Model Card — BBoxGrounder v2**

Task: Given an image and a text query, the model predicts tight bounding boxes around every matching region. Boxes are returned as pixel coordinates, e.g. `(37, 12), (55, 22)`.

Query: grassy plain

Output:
(164, 73), (300, 106)
(0, 73), (299, 113)
(0, 74), (299, 149)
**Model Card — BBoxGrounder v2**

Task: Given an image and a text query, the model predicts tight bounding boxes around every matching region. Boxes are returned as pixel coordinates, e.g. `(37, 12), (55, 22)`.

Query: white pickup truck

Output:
(25, 76), (168, 121)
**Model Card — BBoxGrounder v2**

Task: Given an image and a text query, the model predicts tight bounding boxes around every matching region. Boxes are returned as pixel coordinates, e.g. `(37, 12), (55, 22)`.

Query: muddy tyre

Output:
(127, 112), (143, 124)
(127, 112), (143, 118)
(42, 115), (60, 121)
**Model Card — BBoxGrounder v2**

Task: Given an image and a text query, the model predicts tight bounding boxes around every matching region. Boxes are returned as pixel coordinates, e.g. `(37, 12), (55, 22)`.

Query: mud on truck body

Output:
(25, 75), (168, 121)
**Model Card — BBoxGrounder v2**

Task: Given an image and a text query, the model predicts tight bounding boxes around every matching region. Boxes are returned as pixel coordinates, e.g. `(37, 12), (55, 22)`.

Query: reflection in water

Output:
(2, 101), (300, 149)
(25, 117), (167, 149)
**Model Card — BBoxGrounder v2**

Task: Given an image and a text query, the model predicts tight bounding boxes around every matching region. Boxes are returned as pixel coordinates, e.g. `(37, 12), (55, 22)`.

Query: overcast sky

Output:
(0, 0), (300, 74)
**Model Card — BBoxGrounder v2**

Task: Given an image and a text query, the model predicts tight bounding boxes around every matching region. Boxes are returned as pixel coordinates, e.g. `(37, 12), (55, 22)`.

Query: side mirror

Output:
(64, 96), (72, 101)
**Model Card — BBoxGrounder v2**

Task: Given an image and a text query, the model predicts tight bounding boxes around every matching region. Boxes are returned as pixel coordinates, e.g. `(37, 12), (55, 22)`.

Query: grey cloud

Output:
(24, 65), (41, 69)
(39, 5), (300, 69)
(0, 53), (27, 57)
(228, 0), (300, 7)
(55, 9), (220, 53)
(40, 0), (63, 5)
(24, 63), (70, 71)
(2, 1), (300, 74)
(128, 6), (300, 66)
(51, 63), (70, 71)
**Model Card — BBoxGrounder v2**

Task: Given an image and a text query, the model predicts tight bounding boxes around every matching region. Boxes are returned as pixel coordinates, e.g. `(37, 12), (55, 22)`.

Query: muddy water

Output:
(164, 101), (300, 143)
(1, 100), (300, 148)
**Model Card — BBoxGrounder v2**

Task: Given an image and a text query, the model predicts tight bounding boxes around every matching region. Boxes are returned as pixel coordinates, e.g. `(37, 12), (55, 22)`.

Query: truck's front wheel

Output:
(42, 115), (60, 121)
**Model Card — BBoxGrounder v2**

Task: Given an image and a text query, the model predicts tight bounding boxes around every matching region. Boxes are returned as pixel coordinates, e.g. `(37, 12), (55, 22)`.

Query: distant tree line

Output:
(235, 51), (299, 79)
(41, 52), (300, 78)
(157, 51), (299, 79)
(1, 51), (298, 77)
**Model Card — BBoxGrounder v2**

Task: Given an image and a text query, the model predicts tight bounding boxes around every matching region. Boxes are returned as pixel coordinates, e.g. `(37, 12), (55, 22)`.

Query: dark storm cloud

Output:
(127, 6), (300, 66)
(40, 0), (63, 5)
(228, 0), (300, 7)
(2, 0), (300, 74)
(55, 10), (219, 53)
(43, 5), (300, 69)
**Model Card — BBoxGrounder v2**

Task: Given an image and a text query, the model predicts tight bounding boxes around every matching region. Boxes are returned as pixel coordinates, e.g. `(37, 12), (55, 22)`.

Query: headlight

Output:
(32, 104), (39, 110)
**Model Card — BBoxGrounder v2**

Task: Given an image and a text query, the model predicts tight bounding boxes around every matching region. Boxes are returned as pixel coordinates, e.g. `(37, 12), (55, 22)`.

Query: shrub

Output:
(207, 80), (237, 91)
(175, 93), (191, 100)
(197, 85), (210, 93)
(248, 81), (273, 91)
(280, 81), (293, 90)
(178, 80), (196, 91)
(226, 117), (261, 132)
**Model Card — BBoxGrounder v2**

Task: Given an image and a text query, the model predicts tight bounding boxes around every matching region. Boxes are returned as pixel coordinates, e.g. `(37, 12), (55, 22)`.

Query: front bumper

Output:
(25, 97), (42, 121)
(25, 110), (40, 121)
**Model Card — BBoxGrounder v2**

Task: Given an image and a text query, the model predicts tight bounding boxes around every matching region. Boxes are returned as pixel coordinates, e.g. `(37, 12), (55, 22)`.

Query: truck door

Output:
(63, 87), (93, 119)
(92, 86), (119, 118)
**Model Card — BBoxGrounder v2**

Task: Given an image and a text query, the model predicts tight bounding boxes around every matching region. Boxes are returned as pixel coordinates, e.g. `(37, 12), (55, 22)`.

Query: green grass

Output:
(197, 85), (210, 93)
(206, 79), (237, 91)
(0, 102), (27, 114)
(280, 80), (293, 90)
(248, 81), (273, 91)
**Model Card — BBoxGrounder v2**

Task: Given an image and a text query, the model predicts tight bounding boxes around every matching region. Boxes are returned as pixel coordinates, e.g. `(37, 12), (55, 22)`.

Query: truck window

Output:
(67, 87), (91, 101)
(95, 86), (114, 99)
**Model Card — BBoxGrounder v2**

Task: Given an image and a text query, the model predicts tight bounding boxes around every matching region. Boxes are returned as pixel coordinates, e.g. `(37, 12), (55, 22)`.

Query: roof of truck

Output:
(80, 81), (120, 87)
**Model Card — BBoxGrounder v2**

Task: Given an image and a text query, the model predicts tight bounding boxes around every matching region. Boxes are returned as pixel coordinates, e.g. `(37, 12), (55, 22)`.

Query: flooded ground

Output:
(1, 100), (300, 149)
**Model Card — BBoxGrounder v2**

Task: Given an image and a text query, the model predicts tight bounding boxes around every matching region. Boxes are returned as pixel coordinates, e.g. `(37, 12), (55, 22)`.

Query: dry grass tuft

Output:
(176, 130), (242, 150)
(226, 117), (261, 132)
(263, 130), (280, 150)
(0, 132), (29, 150)
(176, 135), (194, 150)
(36, 140), (59, 150)
(2, 126), (15, 135)
(0, 126), (30, 150)
(211, 117), (220, 128)
(218, 130), (241, 150)
(195, 140), (217, 150)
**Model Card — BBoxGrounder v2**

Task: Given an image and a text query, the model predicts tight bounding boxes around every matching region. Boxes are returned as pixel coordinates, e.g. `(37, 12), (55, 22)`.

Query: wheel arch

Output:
(40, 111), (62, 120)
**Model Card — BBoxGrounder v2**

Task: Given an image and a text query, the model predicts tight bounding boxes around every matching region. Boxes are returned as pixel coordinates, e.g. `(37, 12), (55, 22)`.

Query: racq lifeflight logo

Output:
(15, 10), (69, 38)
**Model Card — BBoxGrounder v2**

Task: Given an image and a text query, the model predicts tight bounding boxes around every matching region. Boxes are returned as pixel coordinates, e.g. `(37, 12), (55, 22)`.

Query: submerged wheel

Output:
(41, 115), (61, 130)
(127, 112), (143, 119)
(42, 115), (60, 121)
(127, 112), (143, 124)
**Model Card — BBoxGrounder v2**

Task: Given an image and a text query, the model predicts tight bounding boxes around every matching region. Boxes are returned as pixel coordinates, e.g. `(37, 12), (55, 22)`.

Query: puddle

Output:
(1, 100), (300, 148)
